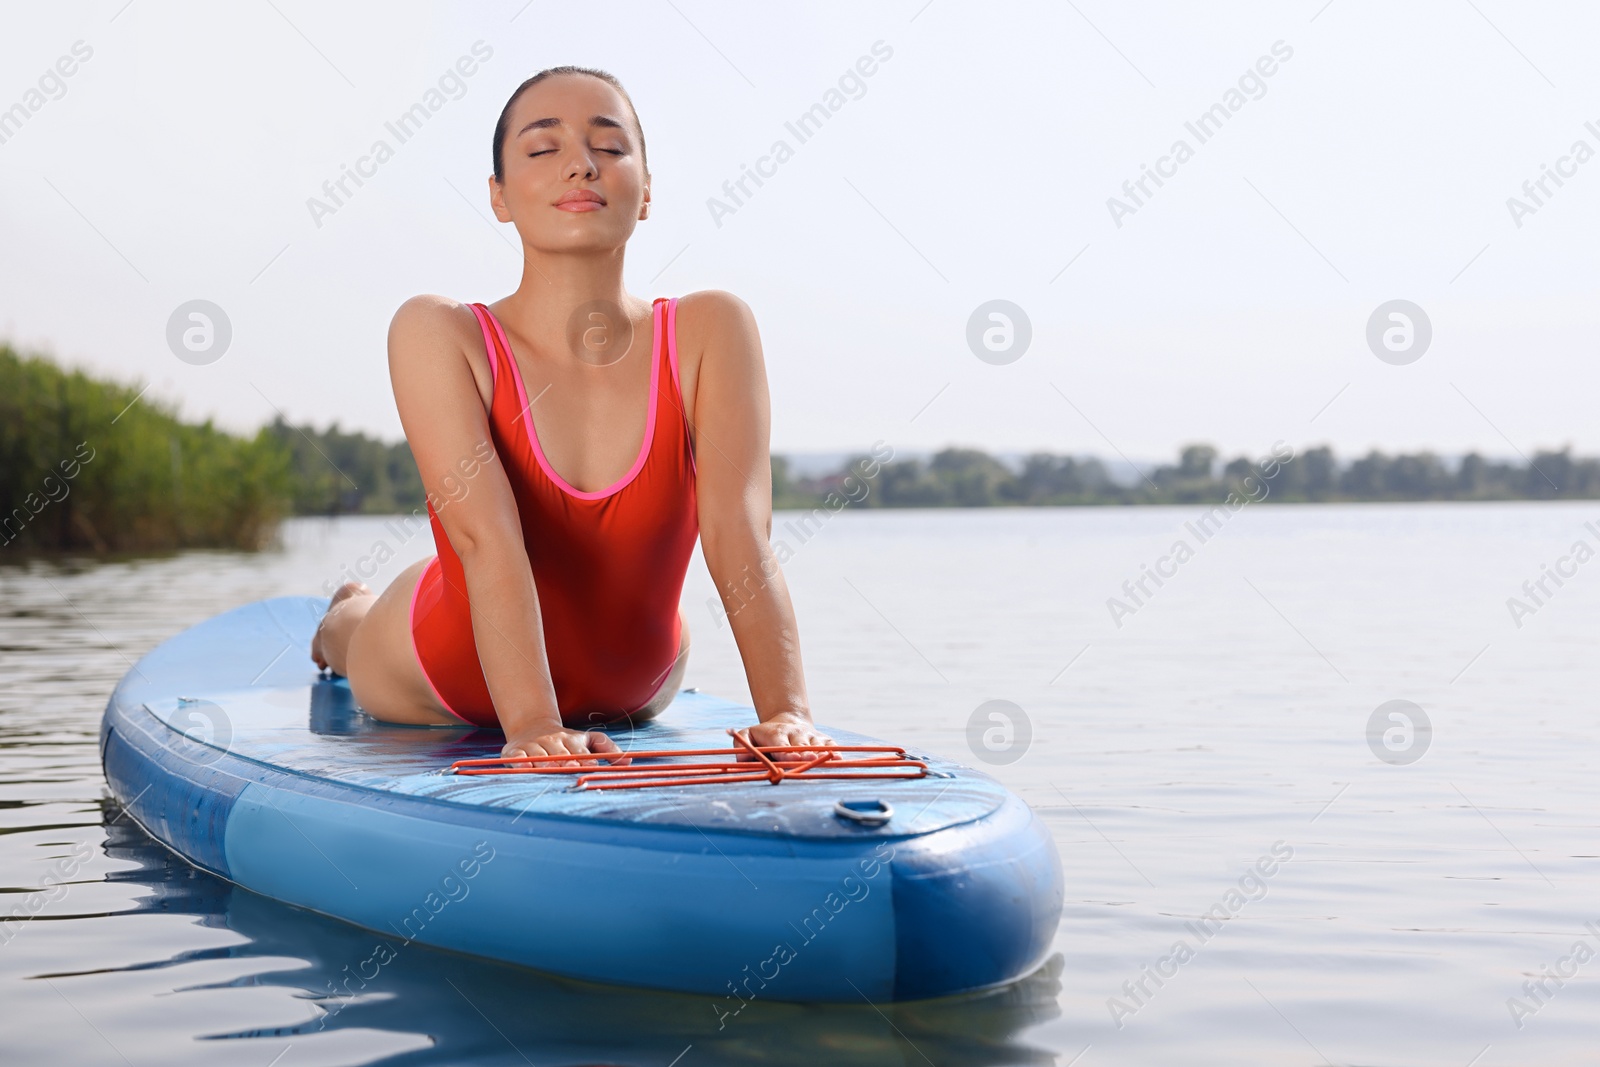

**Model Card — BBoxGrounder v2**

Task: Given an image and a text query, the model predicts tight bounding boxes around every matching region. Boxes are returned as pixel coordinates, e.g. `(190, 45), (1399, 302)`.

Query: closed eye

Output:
(528, 148), (625, 158)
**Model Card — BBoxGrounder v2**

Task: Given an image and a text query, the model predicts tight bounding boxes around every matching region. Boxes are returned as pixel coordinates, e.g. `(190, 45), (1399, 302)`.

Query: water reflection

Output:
(69, 796), (1064, 1066)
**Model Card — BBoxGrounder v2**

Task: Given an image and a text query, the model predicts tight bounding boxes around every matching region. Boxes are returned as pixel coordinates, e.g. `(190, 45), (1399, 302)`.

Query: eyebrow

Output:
(515, 115), (627, 138)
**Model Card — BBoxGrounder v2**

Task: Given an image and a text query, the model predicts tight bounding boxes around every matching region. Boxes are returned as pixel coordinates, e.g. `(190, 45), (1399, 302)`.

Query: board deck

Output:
(100, 596), (1063, 1001)
(125, 598), (1002, 837)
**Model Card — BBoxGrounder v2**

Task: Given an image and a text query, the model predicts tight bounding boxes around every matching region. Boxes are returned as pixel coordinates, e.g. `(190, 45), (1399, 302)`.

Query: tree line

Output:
(0, 345), (287, 553)
(773, 443), (1600, 508)
(222, 433), (1600, 518)
(4, 345), (1596, 555)
(0, 346), (425, 553)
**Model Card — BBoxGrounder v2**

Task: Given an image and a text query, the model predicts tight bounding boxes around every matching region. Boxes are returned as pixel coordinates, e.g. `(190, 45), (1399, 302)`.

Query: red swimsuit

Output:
(408, 297), (699, 729)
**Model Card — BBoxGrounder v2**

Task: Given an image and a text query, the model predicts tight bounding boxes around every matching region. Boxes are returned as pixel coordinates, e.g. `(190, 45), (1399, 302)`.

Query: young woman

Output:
(309, 66), (832, 766)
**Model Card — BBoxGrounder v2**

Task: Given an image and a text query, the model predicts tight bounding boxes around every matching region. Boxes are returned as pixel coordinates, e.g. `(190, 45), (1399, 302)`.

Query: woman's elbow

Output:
(700, 519), (768, 567)
(446, 515), (522, 568)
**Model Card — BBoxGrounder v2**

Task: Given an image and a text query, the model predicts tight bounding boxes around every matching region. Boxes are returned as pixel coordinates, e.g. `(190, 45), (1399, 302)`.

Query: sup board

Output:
(99, 596), (1063, 1002)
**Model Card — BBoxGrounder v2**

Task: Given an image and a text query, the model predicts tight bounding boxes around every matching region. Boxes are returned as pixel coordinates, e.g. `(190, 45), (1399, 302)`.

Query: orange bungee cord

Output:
(446, 728), (930, 790)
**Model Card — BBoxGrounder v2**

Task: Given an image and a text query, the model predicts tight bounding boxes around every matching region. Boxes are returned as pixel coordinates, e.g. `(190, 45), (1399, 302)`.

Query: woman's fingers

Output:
(500, 729), (624, 768)
(732, 722), (835, 760)
(546, 736), (584, 768)
(585, 730), (630, 765)
(778, 723), (832, 748)
(501, 737), (561, 764)
(734, 727), (760, 761)
(496, 729), (627, 768)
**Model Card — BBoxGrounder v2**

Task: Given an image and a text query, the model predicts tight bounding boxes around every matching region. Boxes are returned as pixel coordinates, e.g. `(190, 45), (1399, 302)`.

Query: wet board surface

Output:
(116, 597), (1005, 840)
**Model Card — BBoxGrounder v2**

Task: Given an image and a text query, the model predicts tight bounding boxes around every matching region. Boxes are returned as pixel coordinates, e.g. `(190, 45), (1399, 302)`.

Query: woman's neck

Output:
(497, 246), (649, 361)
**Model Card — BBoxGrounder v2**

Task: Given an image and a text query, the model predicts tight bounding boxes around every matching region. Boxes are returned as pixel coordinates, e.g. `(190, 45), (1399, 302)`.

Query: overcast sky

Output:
(2, 0), (1596, 463)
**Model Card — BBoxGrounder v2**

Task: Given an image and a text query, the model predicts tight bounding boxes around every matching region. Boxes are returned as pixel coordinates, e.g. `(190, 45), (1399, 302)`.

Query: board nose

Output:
(891, 794), (1065, 1000)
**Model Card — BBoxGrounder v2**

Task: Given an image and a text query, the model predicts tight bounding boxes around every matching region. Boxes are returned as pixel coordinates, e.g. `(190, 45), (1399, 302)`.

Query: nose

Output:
(563, 149), (599, 182)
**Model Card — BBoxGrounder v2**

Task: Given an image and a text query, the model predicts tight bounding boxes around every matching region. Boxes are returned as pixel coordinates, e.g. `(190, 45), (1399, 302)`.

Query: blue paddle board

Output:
(99, 596), (1063, 1002)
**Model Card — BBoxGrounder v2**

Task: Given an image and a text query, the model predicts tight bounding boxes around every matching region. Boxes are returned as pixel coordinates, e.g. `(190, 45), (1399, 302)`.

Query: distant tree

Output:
(1148, 443), (1222, 502)
(1011, 453), (1115, 503)
(1179, 444), (1218, 481)
(928, 448), (1013, 506)
(875, 459), (950, 507)
(1221, 456), (1257, 495)
(266, 417), (430, 515)
(1457, 452), (1489, 497)
(1342, 451), (1389, 498)
(771, 454), (793, 498)
(1301, 447), (1339, 500)
(1526, 449), (1570, 499)
(1384, 452), (1450, 499)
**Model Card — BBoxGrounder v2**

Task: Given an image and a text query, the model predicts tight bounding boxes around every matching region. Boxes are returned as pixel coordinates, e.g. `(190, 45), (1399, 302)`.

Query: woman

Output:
(308, 66), (833, 767)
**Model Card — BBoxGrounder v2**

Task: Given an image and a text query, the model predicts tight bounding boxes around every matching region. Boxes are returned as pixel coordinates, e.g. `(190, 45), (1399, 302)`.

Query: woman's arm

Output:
(688, 291), (833, 753)
(388, 296), (626, 765)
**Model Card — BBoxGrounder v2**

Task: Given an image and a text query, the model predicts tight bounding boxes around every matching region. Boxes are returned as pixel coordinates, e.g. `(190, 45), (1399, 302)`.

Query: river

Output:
(2, 504), (1595, 1064)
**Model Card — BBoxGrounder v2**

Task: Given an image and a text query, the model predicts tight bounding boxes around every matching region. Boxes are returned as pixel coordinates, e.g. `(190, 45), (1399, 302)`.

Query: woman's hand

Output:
(502, 726), (630, 768)
(734, 711), (833, 761)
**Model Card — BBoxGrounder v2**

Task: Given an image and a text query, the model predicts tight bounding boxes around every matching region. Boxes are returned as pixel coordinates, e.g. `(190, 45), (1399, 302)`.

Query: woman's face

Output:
(490, 74), (649, 255)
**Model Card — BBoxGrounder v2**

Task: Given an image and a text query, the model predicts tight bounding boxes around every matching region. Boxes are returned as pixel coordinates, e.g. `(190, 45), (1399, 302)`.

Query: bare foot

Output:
(311, 580), (372, 671)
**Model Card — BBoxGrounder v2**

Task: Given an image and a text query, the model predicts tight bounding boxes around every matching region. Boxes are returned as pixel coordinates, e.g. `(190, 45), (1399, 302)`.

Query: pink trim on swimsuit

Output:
(479, 301), (661, 501)
(407, 556), (475, 725)
(467, 303), (500, 396)
(665, 297), (697, 477)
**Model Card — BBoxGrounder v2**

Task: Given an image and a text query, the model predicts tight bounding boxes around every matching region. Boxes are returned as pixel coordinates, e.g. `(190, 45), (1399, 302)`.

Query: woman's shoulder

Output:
(386, 294), (490, 359)
(672, 289), (760, 352)
(389, 293), (482, 335)
(385, 295), (494, 385)
(673, 288), (753, 321)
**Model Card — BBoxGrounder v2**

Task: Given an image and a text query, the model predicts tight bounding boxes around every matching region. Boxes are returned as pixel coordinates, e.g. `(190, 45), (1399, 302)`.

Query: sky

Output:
(1, 0), (1597, 465)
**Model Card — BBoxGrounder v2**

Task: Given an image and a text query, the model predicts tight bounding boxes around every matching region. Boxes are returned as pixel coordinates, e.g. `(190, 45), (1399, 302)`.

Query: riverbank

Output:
(0, 345), (288, 554)
(6, 346), (1597, 556)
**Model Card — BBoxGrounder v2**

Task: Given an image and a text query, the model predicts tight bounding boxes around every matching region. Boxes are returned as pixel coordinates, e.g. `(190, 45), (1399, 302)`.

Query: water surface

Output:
(2, 505), (1596, 1064)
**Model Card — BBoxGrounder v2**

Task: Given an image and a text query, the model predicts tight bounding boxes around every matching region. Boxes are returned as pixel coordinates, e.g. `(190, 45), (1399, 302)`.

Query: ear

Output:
(488, 174), (511, 223)
(639, 180), (651, 221)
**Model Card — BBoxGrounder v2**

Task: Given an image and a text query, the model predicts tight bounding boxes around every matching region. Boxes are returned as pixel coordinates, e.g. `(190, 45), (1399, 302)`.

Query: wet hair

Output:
(492, 66), (648, 184)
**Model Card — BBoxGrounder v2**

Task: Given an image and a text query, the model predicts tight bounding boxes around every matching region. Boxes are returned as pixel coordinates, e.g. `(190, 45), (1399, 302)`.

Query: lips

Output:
(555, 189), (605, 212)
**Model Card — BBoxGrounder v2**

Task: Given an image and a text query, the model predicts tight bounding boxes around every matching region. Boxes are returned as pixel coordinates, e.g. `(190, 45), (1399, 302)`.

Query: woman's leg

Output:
(312, 557), (463, 727)
(312, 570), (691, 730)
